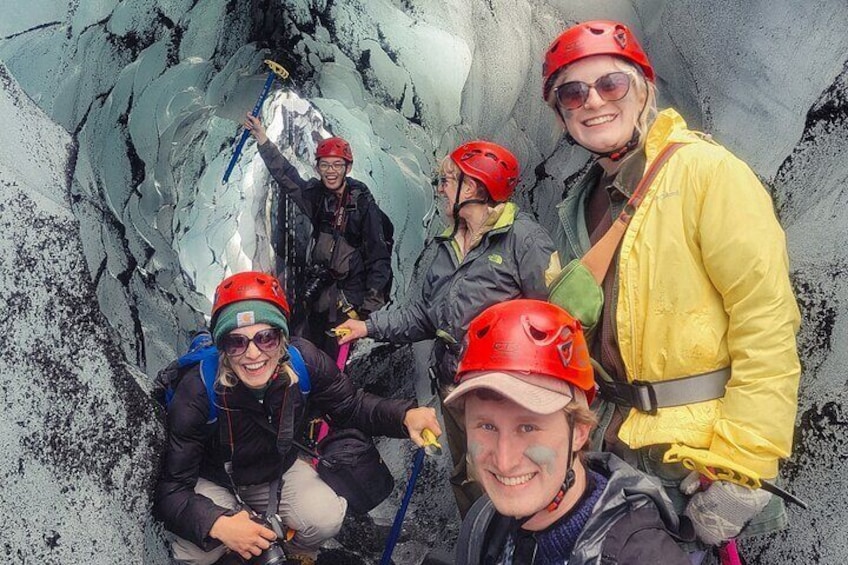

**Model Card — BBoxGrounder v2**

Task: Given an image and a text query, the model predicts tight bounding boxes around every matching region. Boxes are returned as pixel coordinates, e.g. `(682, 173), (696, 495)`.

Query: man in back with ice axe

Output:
(244, 114), (394, 360)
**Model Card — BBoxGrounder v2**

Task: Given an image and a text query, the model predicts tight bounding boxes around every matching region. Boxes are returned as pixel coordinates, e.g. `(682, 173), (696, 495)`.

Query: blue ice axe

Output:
(221, 59), (289, 184)
(380, 430), (441, 565)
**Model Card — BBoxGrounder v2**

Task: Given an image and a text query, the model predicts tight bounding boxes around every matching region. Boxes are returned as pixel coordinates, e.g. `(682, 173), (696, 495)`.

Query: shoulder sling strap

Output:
(581, 142), (684, 284)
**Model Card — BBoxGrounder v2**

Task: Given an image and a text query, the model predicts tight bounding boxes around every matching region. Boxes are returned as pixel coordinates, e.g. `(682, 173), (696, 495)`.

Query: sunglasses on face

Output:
(554, 71), (632, 111)
(317, 161), (347, 173)
(220, 328), (282, 357)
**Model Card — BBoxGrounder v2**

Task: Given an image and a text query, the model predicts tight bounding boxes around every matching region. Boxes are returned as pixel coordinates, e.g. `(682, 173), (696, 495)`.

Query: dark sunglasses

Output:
(220, 328), (282, 357)
(554, 71), (632, 110)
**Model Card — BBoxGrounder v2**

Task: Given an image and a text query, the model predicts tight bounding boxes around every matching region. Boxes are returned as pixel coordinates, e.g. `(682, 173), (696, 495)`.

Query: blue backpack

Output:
(155, 330), (311, 423)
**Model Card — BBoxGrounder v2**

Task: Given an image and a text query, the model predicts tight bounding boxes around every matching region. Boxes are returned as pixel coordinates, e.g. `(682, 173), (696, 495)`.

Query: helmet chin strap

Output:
(545, 412), (578, 513)
(597, 129), (640, 162)
(445, 171), (489, 239)
(563, 126), (640, 162)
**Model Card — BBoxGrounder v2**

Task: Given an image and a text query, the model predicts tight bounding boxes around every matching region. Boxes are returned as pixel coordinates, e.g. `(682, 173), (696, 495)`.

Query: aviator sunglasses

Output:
(554, 71), (632, 111)
(220, 328), (282, 357)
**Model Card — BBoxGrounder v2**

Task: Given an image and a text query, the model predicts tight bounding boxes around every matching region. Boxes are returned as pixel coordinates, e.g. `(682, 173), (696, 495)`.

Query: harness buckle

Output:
(630, 380), (658, 415)
(428, 366), (439, 396)
(596, 378), (658, 415)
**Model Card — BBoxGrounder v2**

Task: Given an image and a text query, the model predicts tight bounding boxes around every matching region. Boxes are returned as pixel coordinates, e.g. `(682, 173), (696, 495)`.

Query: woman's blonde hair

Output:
(438, 155), (489, 201)
(564, 397), (599, 453)
(612, 58), (658, 146)
(217, 338), (300, 388)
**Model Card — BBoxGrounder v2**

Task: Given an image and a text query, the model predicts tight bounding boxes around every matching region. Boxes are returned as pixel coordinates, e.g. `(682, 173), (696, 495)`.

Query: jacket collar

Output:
(436, 201), (518, 240)
(556, 108), (698, 260)
(644, 108), (700, 161)
(601, 150), (647, 200)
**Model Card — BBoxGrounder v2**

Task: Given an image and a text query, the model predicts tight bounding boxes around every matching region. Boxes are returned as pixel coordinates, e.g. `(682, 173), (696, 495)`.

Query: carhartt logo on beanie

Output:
(212, 300), (289, 345)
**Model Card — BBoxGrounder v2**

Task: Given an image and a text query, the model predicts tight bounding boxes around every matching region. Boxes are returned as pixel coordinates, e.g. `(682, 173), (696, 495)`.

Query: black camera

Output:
(301, 264), (334, 305)
(247, 512), (290, 565)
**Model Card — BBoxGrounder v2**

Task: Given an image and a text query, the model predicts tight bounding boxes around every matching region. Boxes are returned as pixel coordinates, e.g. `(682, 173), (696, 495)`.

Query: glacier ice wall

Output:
(0, 63), (168, 564)
(1, 0), (848, 563)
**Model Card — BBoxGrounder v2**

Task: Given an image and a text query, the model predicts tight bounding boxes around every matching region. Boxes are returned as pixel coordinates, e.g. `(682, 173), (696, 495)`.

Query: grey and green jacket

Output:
(366, 203), (556, 384)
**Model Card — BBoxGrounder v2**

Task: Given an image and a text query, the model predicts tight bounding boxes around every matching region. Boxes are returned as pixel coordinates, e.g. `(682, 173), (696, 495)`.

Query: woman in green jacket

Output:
(335, 141), (559, 517)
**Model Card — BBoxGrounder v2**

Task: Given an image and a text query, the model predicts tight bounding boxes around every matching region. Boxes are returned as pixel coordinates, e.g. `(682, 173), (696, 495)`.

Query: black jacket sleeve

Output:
(602, 505), (692, 565)
(358, 195), (392, 312)
(258, 140), (316, 218)
(292, 337), (414, 437)
(153, 369), (230, 549)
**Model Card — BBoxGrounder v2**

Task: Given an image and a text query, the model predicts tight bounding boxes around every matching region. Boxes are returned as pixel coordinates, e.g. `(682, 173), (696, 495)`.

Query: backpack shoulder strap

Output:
(288, 345), (311, 396)
(455, 496), (513, 565)
(196, 346), (220, 424)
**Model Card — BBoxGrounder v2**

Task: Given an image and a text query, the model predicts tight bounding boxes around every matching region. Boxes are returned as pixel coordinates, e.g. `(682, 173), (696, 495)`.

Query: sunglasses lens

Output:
(596, 72), (631, 101)
(557, 82), (589, 110)
(556, 72), (632, 110)
(254, 329), (282, 351)
(220, 329), (281, 356)
(221, 335), (249, 356)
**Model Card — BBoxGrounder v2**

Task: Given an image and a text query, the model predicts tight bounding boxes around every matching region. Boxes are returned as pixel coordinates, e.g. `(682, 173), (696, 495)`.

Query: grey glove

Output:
(681, 471), (771, 546)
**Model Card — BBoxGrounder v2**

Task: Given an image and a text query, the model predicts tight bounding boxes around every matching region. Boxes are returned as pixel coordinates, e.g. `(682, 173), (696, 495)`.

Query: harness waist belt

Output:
(597, 367), (731, 415)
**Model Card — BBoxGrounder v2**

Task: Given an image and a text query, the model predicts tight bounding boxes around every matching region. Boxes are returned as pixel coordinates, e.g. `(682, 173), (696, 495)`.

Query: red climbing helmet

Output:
(210, 271), (290, 328)
(453, 299), (595, 405)
(542, 20), (655, 101)
(315, 137), (353, 163)
(450, 140), (520, 203)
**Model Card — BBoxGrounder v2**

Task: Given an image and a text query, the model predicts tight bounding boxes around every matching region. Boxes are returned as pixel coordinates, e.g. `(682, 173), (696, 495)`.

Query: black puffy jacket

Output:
(153, 337), (413, 549)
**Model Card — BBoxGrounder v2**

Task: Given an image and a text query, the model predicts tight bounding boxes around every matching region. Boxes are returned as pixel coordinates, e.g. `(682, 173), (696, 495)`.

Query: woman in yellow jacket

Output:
(543, 20), (801, 560)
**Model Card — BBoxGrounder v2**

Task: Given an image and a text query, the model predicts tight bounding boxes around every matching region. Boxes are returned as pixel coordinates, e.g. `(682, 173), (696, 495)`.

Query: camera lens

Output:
(249, 542), (289, 565)
(302, 265), (332, 304)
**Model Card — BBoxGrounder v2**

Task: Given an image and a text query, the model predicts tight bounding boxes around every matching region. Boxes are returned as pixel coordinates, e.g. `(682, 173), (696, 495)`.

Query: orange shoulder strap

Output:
(581, 143), (684, 284)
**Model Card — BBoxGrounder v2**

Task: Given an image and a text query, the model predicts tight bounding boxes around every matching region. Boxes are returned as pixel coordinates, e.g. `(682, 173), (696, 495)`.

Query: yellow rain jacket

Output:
(555, 109), (801, 479)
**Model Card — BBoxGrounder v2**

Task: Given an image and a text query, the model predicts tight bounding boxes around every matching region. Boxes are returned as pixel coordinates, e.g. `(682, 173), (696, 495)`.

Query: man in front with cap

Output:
(447, 300), (691, 564)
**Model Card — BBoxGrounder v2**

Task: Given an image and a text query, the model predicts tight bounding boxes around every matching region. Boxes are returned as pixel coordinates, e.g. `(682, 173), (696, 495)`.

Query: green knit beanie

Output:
(212, 299), (289, 345)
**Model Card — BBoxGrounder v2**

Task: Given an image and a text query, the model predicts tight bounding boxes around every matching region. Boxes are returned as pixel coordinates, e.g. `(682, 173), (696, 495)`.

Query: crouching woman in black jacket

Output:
(154, 271), (440, 565)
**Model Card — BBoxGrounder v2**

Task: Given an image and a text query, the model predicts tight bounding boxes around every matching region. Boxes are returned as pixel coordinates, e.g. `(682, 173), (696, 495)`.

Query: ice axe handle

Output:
(221, 61), (289, 184)
(380, 448), (425, 565)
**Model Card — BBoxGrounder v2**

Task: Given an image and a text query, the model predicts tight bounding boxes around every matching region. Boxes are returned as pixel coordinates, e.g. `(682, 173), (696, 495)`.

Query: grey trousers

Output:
(171, 458), (347, 564)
